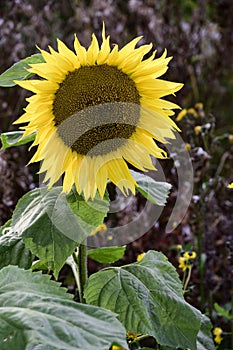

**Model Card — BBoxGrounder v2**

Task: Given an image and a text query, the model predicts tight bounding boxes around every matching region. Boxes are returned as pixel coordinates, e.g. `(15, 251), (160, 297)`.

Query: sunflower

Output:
(14, 25), (182, 200)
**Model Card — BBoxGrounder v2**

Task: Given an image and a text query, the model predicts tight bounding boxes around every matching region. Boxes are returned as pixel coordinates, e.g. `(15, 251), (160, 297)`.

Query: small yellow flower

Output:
(183, 251), (196, 260)
(195, 102), (203, 110)
(90, 223), (107, 236)
(178, 256), (188, 271)
(213, 327), (223, 344)
(137, 253), (145, 261)
(176, 108), (187, 121)
(187, 108), (198, 117)
(176, 244), (182, 251)
(178, 251), (196, 271)
(112, 346), (125, 350)
(227, 182), (233, 189)
(194, 125), (202, 135)
(185, 143), (191, 151)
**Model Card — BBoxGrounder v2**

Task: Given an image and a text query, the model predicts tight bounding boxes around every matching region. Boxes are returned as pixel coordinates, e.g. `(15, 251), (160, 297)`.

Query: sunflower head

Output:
(14, 24), (183, 201)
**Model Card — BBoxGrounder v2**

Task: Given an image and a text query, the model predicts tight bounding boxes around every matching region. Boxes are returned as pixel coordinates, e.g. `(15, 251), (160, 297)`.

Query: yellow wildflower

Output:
(176, 108), (187, 121)
(194, 125), (202, 135)
(178, 251), (196, 271)
(195, 102), (203, 110)
(187, 108), (198, 117)
(137, 253), (145, 262)
(178, 256), (188, 271)
(227, 182), (233, 189)
(176, 244), (182, 251)
(90, 223), (107, 236)
(183, 251), (196, 260)
(213, 327), (223, 344)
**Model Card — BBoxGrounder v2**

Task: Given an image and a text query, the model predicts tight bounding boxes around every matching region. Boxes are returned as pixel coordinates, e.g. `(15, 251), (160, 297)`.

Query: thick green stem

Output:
(78, 243), (88, 303)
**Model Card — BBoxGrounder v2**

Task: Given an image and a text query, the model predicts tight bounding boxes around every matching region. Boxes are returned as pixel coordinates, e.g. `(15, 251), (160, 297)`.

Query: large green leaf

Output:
(0, 265), (128, 350)
(88, 246), (126, 263)
(11, 187), (109, 277)
(196, 315), (215, 350)
(159, 316), (215, 350)
(85, 250), (207, 350)
(0, 54), (44, 87)
(131, 170), (172, 206)
(0, 228), (34, 270)
(0, 131), (36, 150)
(67, 189), (109, 231)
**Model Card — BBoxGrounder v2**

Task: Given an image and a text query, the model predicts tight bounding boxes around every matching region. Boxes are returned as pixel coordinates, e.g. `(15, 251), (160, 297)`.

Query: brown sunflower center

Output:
(52, 64), (140, 156)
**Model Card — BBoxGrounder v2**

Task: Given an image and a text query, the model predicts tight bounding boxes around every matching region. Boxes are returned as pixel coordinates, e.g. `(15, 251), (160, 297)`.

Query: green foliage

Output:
(214, 303), (233, 321)
(196, 315), (215, 350)
(67, 189), (109, 230)
(0, 131), (36, 150)
(0, 181), (213, 348)
(88, 246), (126, 263)
(176, 0), (198, 19)
(0, 228), (34, 270)
(0, 219), (12, 235)
(0, 265), (128, 350)
(4, 187), (109, 277)
(131, 170), (172, 206)
(0, 54), (44, 87)
(0, 10), (226, 348)
(84, 251), (214, 349)
(11, 187), (80, 277)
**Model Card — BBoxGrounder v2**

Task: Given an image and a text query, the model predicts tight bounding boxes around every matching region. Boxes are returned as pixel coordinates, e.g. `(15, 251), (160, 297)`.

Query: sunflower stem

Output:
(75, 242), (88, 303)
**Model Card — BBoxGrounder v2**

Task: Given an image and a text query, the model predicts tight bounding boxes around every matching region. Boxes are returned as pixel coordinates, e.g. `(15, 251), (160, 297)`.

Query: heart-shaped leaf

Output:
(85, 250), (213, 350)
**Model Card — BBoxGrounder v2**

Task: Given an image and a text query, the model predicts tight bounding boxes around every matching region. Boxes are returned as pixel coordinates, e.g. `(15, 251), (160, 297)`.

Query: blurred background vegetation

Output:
(0, 0), (233, 348)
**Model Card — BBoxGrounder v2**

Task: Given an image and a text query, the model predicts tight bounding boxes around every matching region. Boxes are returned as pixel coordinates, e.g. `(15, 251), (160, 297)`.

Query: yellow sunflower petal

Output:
(96, 164), (108, 198)
(107, 158), (136, 196)
(74, 34), (87, 65)
(121, 142), (155, 171)
(57, 38), (79, 68)
(87, 33), (99, 65)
